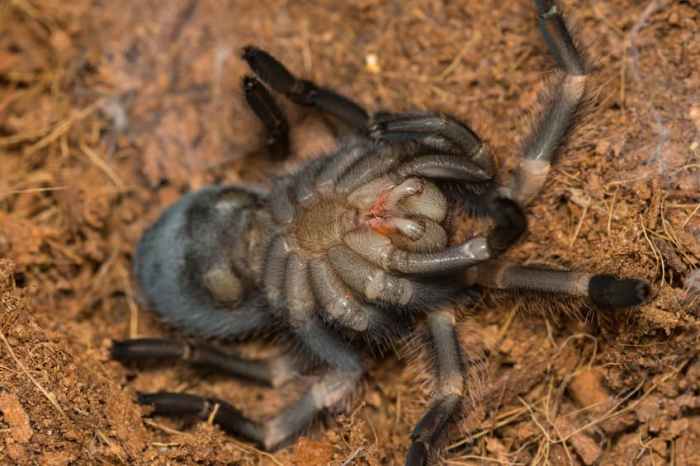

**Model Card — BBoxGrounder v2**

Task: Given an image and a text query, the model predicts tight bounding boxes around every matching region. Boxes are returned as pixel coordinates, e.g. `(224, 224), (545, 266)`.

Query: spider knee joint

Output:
(541, 5), (558, 19)
(440, 373), (465, 397)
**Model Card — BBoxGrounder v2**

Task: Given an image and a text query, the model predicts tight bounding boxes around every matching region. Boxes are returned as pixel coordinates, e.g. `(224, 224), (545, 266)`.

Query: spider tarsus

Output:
(138, 391), (264, 444)
(241, 45), (297, 92)
(535, 0), (586, 76)
(241, 74), (290, 160)
(137, 392), (210, 417)
(535, 0), (557, 18)
(368, 112), (483, 158)
(406, 394), (460, 466)
(243, 45), (370, 130)
(588, 275), (651, 309)
(109, 340), (131, 361)
(486, 197), (527, 256)
(110, 338), (185, 361)
(405, 441), (429, 466)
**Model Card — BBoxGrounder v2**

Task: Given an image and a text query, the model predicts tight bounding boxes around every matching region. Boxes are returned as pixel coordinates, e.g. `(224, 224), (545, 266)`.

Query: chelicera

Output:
(112, 2), (650, 464)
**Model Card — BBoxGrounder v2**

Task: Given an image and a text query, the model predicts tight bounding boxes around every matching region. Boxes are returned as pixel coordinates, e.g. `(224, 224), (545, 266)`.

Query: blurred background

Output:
(0, 0), (698, 464)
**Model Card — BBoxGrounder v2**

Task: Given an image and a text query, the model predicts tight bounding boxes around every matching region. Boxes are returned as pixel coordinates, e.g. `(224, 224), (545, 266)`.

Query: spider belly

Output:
(133, 185), (275, 337)
(258, 141), (453, 333)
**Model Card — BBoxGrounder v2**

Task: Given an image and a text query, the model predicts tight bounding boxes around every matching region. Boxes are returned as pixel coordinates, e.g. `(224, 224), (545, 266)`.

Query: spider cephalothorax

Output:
(112, 2), (650, 465)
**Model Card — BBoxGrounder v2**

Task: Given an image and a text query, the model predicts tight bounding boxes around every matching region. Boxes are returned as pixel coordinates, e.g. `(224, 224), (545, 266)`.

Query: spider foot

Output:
(242, 45), (369, 129)
(486, 197), (527, 256)
(242, 75), (290, 160)
(112, 338), (300, 387)
(588, 275), (651, 309)
(242, 46), (298, 98)
(368, 112), (483, 157)
(534, 0), (586, 75)
(406, 441), (429, 466)
(405, 394), (460, 466)
(137, 392), (263, 445)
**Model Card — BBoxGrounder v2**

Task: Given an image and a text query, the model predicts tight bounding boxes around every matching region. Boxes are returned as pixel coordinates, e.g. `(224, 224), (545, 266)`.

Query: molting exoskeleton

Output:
(111, 2), (651, 465)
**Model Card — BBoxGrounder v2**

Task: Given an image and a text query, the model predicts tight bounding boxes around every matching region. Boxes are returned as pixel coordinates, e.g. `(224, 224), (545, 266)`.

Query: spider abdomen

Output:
(133, 186), (274, 337)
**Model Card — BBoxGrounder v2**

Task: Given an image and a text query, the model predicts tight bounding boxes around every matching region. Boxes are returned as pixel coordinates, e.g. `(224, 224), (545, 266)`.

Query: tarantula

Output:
(112, 2), (650, 465)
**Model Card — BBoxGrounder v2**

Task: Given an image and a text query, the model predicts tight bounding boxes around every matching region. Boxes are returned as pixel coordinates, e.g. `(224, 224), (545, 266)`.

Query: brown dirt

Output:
(1, 0), (699, 465)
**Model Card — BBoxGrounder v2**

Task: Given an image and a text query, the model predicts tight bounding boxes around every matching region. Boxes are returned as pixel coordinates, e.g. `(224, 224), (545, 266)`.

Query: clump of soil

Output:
(1, 0), (699, 464)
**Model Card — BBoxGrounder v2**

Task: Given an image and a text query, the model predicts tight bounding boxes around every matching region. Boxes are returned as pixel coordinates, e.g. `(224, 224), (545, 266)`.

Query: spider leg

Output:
(257, 318), (364, 450)
(269, 177), (296, 225)
(328, 245), (417, 306)
(406, 308), (466, 466)
(368, 112), (494, 175)
(242, 75), (290, 160)
(484, 196), (528, 256)
(111, 338), (300, 387)
(310, 258), (377, 332)
(334, 141), (421, 195)
(343, 229), (491, 275)
(307, 257), (409, 342)
(136, 319), (364, 451)
(136, 392), (263, 441)
(535, 0), (586, 75)
(508, 0), (588, 205)
(242, 45), (370, 131)
(395, 154), (491, 182)
(285, 253), (316, 325)
(467, 261), (651, 309)
(369, 112), (481, 155)
(314, 140), (375, 195)
(263, 234), (291, 309)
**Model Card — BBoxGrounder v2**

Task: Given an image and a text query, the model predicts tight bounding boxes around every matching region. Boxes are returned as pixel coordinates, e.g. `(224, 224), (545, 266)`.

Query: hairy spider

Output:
(112, 2), (650, 465)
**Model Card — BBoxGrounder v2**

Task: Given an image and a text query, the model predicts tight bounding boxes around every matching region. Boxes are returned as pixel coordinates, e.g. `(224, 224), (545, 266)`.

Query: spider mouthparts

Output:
(368, 216), (425, 241)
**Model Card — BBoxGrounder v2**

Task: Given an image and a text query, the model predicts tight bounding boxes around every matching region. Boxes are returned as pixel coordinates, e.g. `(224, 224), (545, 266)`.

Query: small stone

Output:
(0, 393), (32, 443)
(499, 337), (515, 354)
(555, 417), (601, 465)
(689, 105), (700, 132)
(568, 368), (609, 411)
(365, 53), (381, 74)
(648, 437), (668, 456)
(366, 389), (382, 408)
(293, 437), (333, 466)
(485, 437), (508, 459)
(635, 395), (662, 423)
(648, 415), (670, 434)
(668, 418), (689, 438)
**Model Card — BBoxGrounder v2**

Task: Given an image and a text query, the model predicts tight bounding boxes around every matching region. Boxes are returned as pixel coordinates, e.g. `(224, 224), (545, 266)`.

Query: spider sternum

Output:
(294, 199), (357, 253)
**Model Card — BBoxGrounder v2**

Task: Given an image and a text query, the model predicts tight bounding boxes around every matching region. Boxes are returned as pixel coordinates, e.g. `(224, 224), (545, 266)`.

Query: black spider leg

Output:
(508, 0), (588, 205)
(135, 318), (363, 451)
(463, 4), (649, 310)
(242, 45), (370, 132)
(467, 261), (651, 309)
(243, 76), (290, 160)
(111, 338), (300, 387)
(406, 308), (466, 466)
